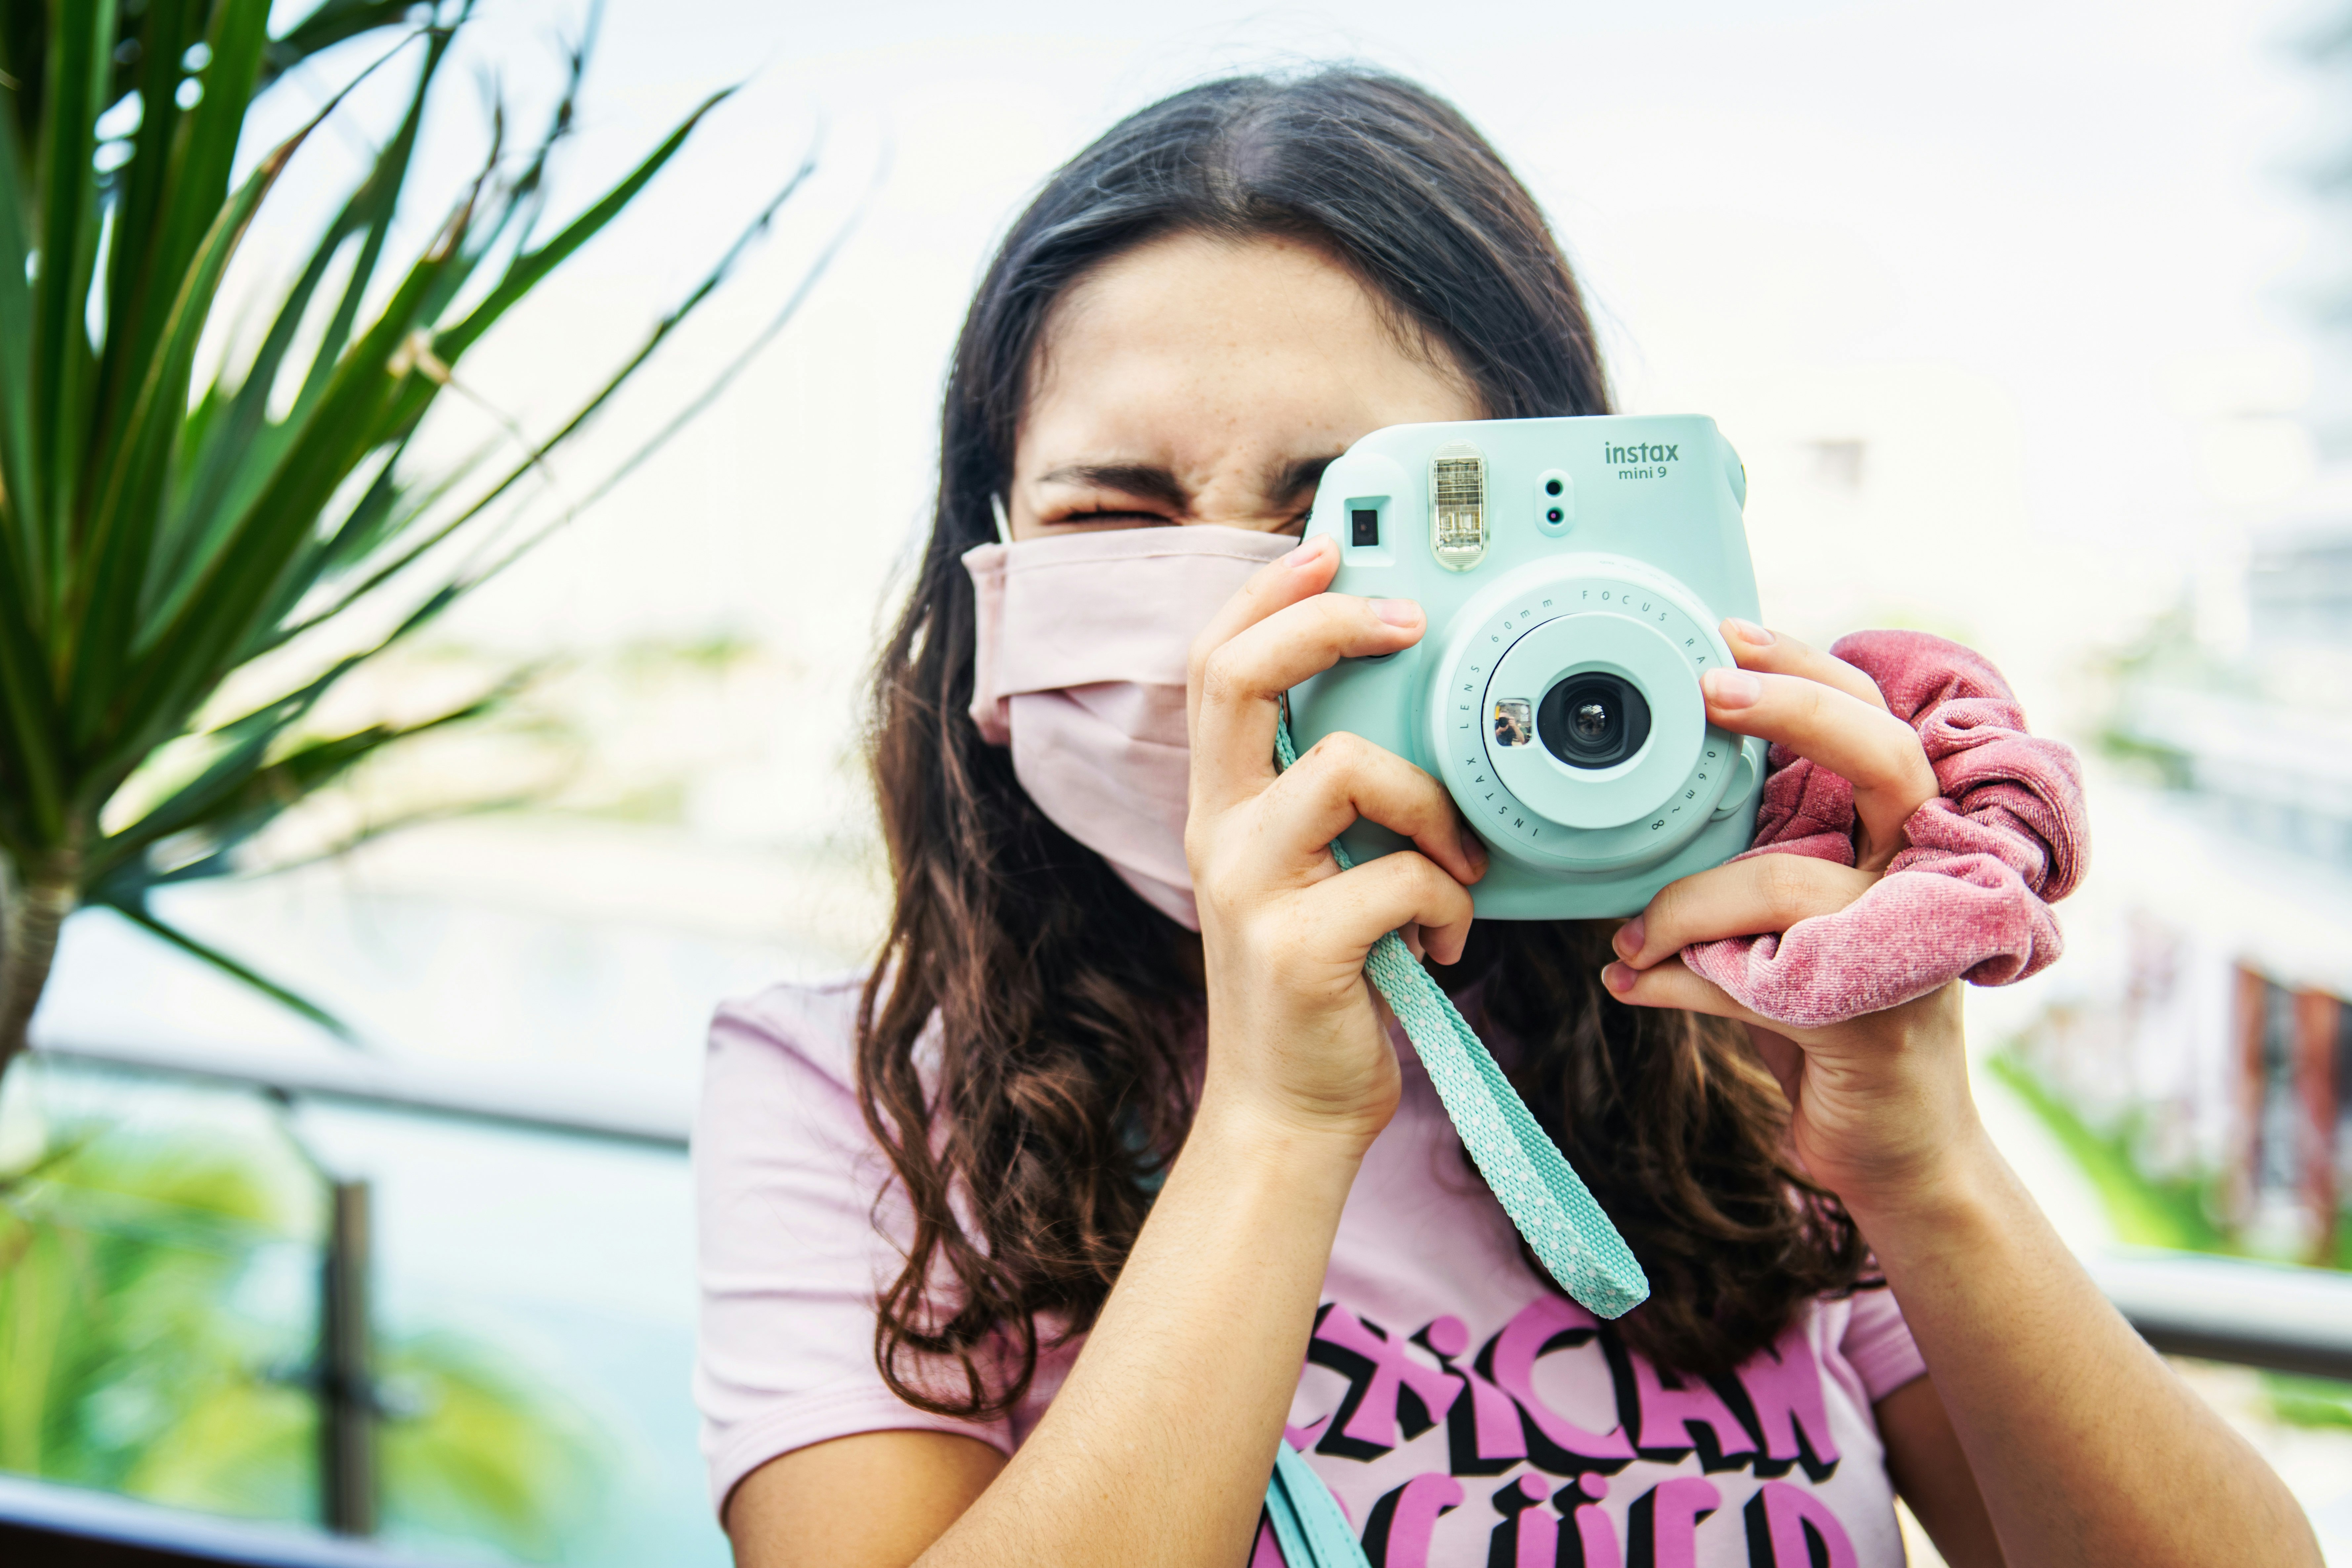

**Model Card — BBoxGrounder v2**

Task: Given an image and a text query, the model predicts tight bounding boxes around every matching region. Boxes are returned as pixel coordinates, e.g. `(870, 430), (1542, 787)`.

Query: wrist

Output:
(1833, 1120), (2011, 1254)
(1196, 998), (1404, 1165)
(1183, 1087), (1371, 1200)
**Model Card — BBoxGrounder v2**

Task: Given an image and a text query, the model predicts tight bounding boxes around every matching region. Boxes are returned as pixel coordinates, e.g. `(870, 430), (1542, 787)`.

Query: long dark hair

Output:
(857, 68), (1867, 1420)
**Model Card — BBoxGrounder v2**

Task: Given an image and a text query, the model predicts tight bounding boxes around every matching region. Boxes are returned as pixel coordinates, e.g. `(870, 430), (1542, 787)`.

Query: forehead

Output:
(1017, 231), (1478, 490)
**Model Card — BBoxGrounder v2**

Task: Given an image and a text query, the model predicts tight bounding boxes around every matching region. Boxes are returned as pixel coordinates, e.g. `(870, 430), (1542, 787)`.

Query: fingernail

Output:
(1464, 833), (1490, 877)
(1704, 668), (1762, 709)
(1612, 916), (1644, 960)
(1371, 598), (1422, 627)
(1281, 537), (1327, 569)
(1601, 962), (1634, 995)
(1726, 617), (1773, 645)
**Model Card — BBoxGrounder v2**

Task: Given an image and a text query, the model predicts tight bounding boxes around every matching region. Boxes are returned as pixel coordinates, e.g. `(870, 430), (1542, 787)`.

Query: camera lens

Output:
(1537, 672), (1651, 769)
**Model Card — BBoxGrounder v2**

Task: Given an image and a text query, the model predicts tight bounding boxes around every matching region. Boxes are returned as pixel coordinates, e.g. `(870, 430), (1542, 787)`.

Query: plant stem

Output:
(0, 858), (77, 1080)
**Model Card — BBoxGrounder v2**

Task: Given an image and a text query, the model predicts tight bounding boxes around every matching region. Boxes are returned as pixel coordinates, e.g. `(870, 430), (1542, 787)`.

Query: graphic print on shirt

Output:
(1260, 1290), (1868, 1568)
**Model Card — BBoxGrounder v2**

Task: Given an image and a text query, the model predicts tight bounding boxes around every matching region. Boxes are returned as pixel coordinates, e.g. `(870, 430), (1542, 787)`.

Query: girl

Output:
(694, 70), (2318, 1568)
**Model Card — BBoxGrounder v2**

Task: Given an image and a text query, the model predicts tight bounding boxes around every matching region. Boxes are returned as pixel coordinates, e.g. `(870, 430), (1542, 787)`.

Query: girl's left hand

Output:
(1610, 627), (2329, 1568)
(1598, 620), (1969, 1213)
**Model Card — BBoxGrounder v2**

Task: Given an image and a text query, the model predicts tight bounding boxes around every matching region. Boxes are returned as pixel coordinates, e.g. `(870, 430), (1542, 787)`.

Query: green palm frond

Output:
(0, 0), (839, 1069)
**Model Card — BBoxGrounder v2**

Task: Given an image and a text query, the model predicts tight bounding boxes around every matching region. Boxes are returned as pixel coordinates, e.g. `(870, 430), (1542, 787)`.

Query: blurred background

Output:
(5, 0), (2352, 1563)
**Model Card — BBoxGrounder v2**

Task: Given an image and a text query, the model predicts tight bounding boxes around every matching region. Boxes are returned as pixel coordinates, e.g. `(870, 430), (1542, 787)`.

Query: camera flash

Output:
(1492, 699), (1533, 747)
(1430, 441), (1488, 570)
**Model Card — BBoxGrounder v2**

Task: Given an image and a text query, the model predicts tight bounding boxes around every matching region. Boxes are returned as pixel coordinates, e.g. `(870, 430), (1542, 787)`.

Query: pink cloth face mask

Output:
(964, 525), (1298, 929)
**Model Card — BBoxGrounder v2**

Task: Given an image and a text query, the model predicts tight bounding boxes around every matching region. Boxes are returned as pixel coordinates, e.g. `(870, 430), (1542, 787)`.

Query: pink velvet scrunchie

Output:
(1678, 630), (2089, 1029)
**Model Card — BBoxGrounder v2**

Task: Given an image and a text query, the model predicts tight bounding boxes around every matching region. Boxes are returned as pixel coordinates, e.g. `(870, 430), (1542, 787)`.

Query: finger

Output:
(1191, 592), (1427, 813)
(1313, 849), (1476, 967)
(1192, 534), (1334, 662)
(1184, 534), (1341, 739)
(1720, 620), (1887, 711)
(1259, 730), (1487, 886)
(1611, 853), (1876, 968)
(1185, 534), (1336, 766)
(1599, 954), (1775, 1028)
(1699, 667), (1937, 871)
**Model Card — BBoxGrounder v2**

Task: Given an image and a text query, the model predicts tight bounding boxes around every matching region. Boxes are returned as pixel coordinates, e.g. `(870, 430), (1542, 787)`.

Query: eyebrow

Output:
(1037, 462), (1190, 510)
(1268, 453), (1338, 501)
(1035, 452), (1342, 516)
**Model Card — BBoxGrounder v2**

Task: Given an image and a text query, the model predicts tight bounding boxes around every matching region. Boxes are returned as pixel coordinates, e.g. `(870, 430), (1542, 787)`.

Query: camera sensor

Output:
(1532, 468), (1574, 535)
(1537, 673), (1651, 769)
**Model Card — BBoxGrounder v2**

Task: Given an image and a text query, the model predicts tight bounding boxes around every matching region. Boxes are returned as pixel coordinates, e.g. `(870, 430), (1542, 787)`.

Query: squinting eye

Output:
(1047, 508), (1173, 526)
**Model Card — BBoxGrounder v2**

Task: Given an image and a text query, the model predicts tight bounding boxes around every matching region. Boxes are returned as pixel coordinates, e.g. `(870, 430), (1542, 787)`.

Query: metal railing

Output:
(0, 1472), (454, 1568)
(4, 1034), (697, 1567)
(5, 1031), (2351, 1564)
(2085, 1250), (2352, 1381)
(28, 1033), (693, 1149)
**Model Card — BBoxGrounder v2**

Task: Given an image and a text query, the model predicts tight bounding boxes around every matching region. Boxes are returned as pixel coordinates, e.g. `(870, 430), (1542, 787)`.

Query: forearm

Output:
(915, 1096), (1358, 1568)
(1849, 1125), (2321, 1568)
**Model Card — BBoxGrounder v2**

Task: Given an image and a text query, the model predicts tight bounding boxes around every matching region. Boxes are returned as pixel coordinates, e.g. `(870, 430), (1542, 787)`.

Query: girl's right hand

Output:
(1183, 533), (1488, 1155)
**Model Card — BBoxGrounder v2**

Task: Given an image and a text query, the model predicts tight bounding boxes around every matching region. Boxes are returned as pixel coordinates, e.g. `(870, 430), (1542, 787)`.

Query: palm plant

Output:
(0, 0), (834, 1074)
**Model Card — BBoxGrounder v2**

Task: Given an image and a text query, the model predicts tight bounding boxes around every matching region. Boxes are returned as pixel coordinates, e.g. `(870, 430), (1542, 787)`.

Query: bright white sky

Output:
(243, 0), (2329, 742)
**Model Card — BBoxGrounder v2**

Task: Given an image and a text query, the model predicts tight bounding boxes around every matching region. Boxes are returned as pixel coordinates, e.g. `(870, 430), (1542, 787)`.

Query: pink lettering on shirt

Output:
(1735, 1323), (1843, 1476)
(1363, 1471), (1465, 1568)
(1483, 1472), (1559, 1568)
(1311, 1305), (1466, 1459)
(1630, 1356), (1757, 1467)
(1743, 1480), (1860, 1568)
(1483, 1295), (1635, 1466)
(1629, 1476), (1722, 1568)
(1422, 1314), (1529, 1475)
(1448, 1366), (1532, 1475)
(1567, 1473), (1623, 1568)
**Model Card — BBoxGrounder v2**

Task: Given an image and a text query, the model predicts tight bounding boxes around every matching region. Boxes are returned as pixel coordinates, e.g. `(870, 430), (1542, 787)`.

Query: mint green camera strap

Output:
(1265, 1439), (1368, 1568)
(1271, 707), (1650, 1317)
(1256, 708), (1649, 1567)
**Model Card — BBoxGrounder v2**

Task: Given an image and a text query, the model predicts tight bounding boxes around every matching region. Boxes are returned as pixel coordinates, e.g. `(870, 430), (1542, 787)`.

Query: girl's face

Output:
(1007, 231), (1484, 541)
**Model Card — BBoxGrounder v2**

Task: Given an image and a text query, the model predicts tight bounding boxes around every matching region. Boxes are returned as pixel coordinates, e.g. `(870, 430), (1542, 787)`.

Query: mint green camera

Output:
(1286, 415), (1767, 918)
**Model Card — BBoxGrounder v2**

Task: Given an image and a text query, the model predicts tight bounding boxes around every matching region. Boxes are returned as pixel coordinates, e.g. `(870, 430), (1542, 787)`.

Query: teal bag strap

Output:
(1255, 707), (1649, 1566)
(1265, 1440), (1369, 1568)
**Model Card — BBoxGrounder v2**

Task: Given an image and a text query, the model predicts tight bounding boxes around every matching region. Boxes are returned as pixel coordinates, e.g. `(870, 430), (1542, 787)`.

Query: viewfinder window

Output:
(1351, 508), (1379, 547)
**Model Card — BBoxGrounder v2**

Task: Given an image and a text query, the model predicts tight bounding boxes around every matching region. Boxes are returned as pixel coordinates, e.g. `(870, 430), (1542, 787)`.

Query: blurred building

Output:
(2057, 500), (2352, 1267)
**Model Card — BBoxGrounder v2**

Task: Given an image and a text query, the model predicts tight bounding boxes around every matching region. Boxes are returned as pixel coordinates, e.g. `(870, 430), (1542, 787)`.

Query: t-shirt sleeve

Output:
(1841, 1283), (1929, 1404)
(692, 979), (1015, 1522)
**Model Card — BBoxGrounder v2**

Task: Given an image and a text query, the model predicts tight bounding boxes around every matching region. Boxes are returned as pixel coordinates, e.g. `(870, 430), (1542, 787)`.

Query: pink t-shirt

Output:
(694, 976), (1930, 1566)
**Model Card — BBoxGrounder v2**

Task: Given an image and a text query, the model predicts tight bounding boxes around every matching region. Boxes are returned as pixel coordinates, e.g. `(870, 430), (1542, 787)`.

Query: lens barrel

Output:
(1536, 673), (1651, 769)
